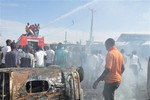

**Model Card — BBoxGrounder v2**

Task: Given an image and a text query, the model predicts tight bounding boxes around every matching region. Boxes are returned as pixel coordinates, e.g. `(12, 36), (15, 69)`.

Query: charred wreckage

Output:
(0, 65), (84, 100)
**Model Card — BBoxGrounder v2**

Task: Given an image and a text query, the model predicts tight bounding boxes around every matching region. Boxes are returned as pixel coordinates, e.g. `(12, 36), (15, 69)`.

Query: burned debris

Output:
(0, 66), (83, 100)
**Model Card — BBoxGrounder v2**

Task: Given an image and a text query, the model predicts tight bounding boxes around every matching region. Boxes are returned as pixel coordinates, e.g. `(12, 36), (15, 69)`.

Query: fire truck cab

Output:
(17, 34), (44, 49)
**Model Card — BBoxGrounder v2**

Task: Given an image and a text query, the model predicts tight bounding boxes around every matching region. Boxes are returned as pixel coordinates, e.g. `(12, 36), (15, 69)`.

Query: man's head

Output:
(6, 39), (12, 46)
(57, 42), (63, 49)
(44, 46), (49, 51)
(105, 38), (115, 51)
(10, 42), (17, 50)
(36, 46), (42, 51)
(120, 49), (125, 54)
(24, 45), (31, 53)
(132, 50), (137, 55)
(50, 44), (53, 49)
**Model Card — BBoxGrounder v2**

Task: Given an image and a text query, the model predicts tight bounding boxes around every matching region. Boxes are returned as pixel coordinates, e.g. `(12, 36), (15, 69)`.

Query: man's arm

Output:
(93, 67), (111, 89)
(1, 53), (3, 60)
(121, 64), (125, 74)
(93, 52), (112, 89)
(98, 67), (111, 81)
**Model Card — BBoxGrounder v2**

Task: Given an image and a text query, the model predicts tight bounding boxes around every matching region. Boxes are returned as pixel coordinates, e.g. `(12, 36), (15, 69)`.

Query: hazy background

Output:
(0, 0), (149, 45)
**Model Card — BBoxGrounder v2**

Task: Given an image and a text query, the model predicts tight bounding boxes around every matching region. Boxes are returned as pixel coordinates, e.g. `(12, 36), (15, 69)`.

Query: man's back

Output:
(93, 38), (125, 100)
(20, 52), (34, 67)
(2, 46), (11, 64)
(5, 51), (17, 67)
(88, 54), (99, 70)
(25, 25), (29, 32)
(35, 50), (46, 67)
(130, 54), (139, 65)
(20, 57), (31, 67)
(46, 49), (55, 64)
(55, 49), (68, 67)
(105, 46), (124, 83)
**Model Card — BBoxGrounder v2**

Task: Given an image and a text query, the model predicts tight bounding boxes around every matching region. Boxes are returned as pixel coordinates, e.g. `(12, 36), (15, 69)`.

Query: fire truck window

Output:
(26, 80), (49, 93)
(28, 41), (38, 50)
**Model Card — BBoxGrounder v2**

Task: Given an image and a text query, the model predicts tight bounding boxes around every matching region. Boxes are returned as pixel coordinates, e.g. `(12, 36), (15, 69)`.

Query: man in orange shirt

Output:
(93, 38), (125, 100)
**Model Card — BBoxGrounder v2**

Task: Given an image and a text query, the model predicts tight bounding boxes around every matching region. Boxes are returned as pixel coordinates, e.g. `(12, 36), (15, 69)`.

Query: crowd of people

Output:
(25, 23), (40, 37)
(0, 39), (106, 69)
(0, 38), (149, 100)
(0, 40), (51, 68)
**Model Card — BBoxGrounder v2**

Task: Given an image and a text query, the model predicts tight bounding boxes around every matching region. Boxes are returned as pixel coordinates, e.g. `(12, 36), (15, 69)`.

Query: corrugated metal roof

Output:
(142, 41), (150, 45)
(117, 34), (150, 42)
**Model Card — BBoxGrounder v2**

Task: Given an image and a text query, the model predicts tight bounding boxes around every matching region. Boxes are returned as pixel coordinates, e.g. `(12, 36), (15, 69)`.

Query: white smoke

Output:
(116, 57), (148, 100)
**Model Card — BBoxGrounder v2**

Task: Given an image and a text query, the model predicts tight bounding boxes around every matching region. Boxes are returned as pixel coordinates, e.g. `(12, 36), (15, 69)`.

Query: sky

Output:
(0, 0), (150, 45)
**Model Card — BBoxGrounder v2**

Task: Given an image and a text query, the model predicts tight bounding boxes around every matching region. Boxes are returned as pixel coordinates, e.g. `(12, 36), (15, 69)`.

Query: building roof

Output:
(117, 34), (150, 42)
(142, 41), (150, 45)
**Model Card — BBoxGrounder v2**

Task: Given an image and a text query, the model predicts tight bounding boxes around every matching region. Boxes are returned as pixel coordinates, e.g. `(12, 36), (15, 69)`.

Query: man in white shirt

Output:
(35, 46), (47, 67)
(45, 45), (55, 67)
(130, 50), (142, 76)
(87, 51), (99, 81)
(1, 39), (12, 67)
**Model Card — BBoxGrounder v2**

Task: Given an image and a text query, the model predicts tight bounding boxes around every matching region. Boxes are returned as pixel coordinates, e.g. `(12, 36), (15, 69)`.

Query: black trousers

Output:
(103, 82), (120, 100)
(0, 63), (6, 68)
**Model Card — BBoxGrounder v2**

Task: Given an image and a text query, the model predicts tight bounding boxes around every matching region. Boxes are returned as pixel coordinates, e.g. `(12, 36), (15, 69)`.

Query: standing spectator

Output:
(28, 24), (35, 36)
(88, 50), (99, 81)
(37, 24), (40, 37)
(1, 39), (12, 67)
(45, 45), (55, 67)
(26, 46), (35, 68)
(93, 38), (125, 100)
(25, 23), (30, 35)
(34, 24), (38, 37)
(66, 46), (73, 67)
(20, 45), (35, 68)
(54, 43), (68, 67)
(97, 50), (104, 72)
(129, 50), (143, 99)
(71, 47), (82, 67)
(35, 46), (47, 67)
(5, 43), (18, 68)
(120, 49), (127, 64)
(130, 50), (142, 76)
(81, 47), (87, 65)
(34, 24), (40, 37)
(16, 45), (26, 66)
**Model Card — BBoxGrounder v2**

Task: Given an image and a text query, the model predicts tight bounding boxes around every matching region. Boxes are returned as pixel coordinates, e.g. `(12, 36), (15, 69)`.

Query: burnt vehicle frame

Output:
(0, 66), (83, 100)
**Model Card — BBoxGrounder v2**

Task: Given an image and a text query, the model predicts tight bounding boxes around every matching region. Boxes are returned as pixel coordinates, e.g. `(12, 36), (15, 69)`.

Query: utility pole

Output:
(87, 8), (95, 54)
(89, 8), (95, 43)
(64, 32), (67, 44)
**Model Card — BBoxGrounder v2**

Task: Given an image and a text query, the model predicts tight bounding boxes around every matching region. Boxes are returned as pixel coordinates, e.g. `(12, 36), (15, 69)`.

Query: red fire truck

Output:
(17, 34), (44, 49)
